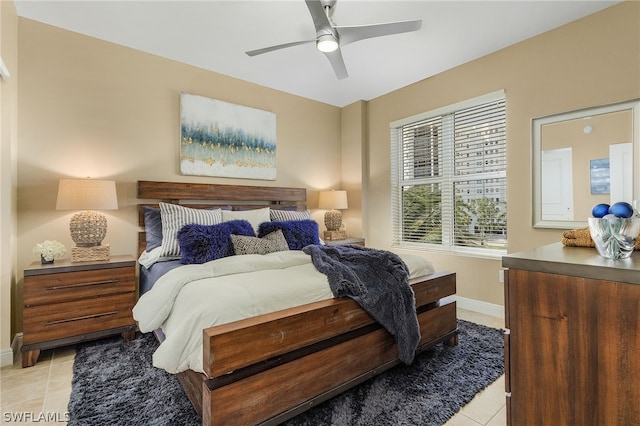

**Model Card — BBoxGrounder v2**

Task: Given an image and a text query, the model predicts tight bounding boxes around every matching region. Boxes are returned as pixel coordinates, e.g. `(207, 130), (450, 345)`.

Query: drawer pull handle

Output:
(45, 311), (118, 325)
(46, 279), (119, 290)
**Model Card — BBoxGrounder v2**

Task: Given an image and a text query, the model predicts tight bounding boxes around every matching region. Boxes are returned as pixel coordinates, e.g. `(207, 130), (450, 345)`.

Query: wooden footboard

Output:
(177, 271), (457, 425)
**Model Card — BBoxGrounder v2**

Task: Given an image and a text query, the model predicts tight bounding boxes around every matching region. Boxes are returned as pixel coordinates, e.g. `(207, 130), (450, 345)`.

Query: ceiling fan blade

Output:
(323, 48), (348, 80)
(336, 19), (422, 46)
(245, 39), (315, 57)
(305, 0), (333, 34)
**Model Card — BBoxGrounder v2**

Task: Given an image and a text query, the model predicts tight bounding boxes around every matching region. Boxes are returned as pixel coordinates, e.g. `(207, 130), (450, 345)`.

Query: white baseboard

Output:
(443, 295), (504, 319)
(1, 333), (22, 367)
(1, 347), (13, 367)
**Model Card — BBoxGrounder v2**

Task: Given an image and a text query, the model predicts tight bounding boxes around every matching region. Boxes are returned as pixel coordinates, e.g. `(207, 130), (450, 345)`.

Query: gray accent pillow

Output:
(231, 229), (289, 255)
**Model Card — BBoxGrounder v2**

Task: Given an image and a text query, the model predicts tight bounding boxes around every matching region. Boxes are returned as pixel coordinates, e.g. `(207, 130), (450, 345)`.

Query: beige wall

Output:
(14, 19), (344, 338)
(365, 1), (640, 307)
(1, 0), (19, 365)
(340, 101), (367, 237)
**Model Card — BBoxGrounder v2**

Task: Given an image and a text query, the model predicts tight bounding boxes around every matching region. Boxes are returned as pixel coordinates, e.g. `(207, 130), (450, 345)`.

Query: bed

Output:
(134, 180), (458, 426)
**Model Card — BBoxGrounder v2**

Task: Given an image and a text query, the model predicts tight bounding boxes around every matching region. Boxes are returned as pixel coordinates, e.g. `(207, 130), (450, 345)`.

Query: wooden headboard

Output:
(137, 180), (307, 256)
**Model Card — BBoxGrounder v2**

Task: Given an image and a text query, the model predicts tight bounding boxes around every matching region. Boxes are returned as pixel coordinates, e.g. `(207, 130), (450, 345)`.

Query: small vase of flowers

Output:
(33, 240), (67, 264)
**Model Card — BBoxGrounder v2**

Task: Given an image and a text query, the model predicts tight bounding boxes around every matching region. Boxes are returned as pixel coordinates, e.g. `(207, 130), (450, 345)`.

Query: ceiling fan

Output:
(245, 0), (422, 80)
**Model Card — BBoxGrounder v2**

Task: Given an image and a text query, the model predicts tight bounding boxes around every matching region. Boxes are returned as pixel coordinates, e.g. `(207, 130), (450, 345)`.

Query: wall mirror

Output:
(532, 99), (640, 229)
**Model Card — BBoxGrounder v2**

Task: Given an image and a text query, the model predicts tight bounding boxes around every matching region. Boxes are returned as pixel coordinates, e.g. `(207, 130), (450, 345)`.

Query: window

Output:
(390, 91), (507, 255)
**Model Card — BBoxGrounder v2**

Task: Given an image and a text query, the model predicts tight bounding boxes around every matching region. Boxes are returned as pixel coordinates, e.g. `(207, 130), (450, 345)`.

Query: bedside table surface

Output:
(325, 238), (365, 246)
(24, 255), (136, 276)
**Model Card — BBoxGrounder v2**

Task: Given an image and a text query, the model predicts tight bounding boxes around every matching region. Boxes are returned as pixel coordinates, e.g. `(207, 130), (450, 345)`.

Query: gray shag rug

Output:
(68, 319), (503, 426)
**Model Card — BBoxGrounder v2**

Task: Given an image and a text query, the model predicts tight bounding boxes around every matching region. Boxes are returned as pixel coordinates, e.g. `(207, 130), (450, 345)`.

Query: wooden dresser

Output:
(22, 255), (137, 367)
(502, 243), (640, 425)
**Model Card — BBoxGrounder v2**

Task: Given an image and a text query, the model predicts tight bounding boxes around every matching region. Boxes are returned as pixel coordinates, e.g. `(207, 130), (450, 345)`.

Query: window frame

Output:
(390, 90), (507, 258)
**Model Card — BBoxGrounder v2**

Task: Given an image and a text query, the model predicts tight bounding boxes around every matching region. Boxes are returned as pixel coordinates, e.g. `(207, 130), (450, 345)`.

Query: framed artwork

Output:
(590, 158), (610, 195)
(180, 93), (276, 180)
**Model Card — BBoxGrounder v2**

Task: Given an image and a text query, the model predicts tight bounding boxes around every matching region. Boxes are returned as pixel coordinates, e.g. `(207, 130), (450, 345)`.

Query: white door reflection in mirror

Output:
(609, 142), (633, 203)
(542, 148), (573, 221)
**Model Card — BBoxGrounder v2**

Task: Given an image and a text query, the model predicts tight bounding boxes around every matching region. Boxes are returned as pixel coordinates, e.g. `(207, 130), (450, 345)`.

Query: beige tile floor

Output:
(1, 345), (75, 425)
(443, 309), (506, 426)
(0, 308), (505, 425)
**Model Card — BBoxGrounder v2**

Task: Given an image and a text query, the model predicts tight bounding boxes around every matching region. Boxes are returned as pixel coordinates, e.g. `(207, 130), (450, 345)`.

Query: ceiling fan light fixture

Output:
(317, 34), (338, 53)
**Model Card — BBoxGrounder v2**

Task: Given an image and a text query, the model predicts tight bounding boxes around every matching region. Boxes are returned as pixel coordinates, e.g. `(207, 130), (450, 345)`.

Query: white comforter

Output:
(132, 250), (434, 374)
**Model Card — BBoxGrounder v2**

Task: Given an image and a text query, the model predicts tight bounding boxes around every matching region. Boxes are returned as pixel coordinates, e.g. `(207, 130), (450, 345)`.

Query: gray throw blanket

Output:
(302, 244), (420, 364)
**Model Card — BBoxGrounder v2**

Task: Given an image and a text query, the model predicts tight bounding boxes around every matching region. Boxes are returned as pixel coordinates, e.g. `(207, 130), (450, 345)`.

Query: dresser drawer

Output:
(23, 292), (135, 345)
(24, 266), (135, 307)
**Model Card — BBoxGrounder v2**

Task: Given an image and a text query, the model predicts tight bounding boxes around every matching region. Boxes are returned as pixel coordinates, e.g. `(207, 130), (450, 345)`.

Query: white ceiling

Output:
(14, 0), (620, 107)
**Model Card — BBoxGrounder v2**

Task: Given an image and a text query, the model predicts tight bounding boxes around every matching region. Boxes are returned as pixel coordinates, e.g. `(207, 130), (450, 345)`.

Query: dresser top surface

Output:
(502, 242), (640, 284)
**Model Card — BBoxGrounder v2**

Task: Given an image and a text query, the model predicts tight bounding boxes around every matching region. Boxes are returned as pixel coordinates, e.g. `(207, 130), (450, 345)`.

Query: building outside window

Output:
(390, 91), (507, 256)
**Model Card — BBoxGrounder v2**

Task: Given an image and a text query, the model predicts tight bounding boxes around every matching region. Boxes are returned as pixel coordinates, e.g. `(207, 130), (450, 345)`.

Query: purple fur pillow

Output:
(178, 220), (255, 264)
(258, 220), (320, 250)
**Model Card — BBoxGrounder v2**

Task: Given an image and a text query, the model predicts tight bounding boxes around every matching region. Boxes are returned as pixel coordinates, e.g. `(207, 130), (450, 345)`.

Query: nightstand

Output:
(324, 238), (365, 247)
(22, 255), (137, 367)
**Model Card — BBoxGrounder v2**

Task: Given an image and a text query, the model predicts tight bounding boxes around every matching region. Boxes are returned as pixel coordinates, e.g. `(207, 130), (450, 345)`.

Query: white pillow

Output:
(270, 209), (311, 221)
(397, 253), (436, 279)
(159, 203), (222, 257)
(221, 207), (271, 234)
(138, 246), (180, 269)
(138, 246), (163, 269)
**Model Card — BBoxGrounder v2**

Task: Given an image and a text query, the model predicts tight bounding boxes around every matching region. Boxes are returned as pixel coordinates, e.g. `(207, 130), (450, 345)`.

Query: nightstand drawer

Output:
(24, 267), (135, 306)
(23, 292), (135, 345)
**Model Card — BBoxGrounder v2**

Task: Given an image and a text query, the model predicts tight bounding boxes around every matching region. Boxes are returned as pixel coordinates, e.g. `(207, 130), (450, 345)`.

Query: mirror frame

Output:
(532, 99), (640, 229)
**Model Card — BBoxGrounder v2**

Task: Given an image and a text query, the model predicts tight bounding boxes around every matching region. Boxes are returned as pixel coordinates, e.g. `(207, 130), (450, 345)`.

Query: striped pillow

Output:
(270, 209), (311, 221)
(159, 203), (222, 257)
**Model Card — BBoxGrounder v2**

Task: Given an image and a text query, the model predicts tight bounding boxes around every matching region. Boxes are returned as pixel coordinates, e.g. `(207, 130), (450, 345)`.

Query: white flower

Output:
(33, 240), (67, 261)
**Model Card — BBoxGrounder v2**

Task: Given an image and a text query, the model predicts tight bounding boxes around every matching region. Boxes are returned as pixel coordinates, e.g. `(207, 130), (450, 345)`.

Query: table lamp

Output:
(56, 178), (118, 262)
(318, 190), (348, 240)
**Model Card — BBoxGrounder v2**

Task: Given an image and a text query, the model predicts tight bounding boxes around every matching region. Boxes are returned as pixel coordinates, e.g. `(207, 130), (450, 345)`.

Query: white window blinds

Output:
(391, 91), (507, 254)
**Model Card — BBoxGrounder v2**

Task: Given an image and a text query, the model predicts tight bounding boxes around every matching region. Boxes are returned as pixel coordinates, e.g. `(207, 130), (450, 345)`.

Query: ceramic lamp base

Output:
(324, 210), (343, 232)
(70, 210), (107, 247)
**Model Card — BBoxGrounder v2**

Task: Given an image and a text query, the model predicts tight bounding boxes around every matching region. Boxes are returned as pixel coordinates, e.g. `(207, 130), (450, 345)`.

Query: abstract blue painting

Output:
(180, 93), (276, 180)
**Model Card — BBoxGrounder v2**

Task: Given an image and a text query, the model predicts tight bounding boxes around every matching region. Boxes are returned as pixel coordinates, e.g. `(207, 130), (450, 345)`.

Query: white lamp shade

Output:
(318, 190), (348, 210)
(56, 179), (118, 211)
